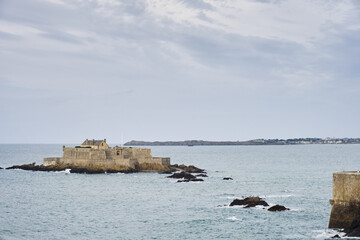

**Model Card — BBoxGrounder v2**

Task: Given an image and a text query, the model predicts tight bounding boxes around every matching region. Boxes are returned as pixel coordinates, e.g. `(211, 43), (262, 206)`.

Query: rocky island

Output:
(6, 139), (205, 175)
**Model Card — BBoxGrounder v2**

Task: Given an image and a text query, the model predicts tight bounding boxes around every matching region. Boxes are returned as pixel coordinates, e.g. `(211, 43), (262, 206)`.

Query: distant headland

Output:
(125, 138), (360, 146)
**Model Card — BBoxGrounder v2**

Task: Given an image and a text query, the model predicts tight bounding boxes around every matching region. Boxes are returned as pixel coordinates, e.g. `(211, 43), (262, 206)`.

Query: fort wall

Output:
(329, 172), (360, 230)
(43, 145), (170, 169)
(44, 157), (62, 166)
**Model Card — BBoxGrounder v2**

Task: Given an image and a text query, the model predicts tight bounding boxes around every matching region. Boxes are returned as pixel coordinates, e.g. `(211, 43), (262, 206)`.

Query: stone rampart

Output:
(43, 157), (62, 166)
(43, 146), (169, 169)
(329, 171), (360, 230)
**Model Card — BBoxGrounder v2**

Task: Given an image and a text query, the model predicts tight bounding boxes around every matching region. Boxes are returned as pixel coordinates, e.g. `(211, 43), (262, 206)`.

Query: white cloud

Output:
(0, 20), (43, 37)
(1, 0), (360, 142)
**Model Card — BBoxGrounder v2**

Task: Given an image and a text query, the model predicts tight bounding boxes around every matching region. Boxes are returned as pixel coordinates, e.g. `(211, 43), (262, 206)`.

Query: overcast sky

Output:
(0, 0), (359, 143)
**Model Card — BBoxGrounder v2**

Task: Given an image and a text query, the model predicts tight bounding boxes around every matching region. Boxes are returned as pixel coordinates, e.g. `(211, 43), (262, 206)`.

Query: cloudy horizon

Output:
(0, 0), (359, 143)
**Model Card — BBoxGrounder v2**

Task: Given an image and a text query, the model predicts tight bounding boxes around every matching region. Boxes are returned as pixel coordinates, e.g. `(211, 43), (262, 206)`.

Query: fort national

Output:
(43, 139), (170, 169)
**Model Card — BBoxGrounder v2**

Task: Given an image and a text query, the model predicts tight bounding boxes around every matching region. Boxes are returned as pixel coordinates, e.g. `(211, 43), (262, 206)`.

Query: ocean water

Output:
(1, 144), (360, 240)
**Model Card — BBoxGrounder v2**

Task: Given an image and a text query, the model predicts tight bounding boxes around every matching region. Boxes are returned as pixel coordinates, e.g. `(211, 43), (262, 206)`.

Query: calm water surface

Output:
(1, 144), (360, 240)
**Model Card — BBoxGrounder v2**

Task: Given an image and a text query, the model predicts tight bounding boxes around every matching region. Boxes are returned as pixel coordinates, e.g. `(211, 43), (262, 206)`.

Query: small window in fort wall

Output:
(117, 151), (120, 156)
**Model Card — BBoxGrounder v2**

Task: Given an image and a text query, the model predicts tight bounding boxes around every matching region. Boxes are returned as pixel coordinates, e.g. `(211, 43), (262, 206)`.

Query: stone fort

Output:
(44, 139), (170, 169)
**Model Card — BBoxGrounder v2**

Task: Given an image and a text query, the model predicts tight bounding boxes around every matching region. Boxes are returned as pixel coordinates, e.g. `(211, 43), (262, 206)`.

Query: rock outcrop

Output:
(6, 162), (206, 176)
(229, 197), (269, 208)
(170, 164), (205, 173)
(167, 171), (196, 179)
(195, 173), (208, 177)
(166, 165), (206, 183)
(6, 162), (138, 174)
(223, 177), (233, 180)
(268, 204), (289, 211)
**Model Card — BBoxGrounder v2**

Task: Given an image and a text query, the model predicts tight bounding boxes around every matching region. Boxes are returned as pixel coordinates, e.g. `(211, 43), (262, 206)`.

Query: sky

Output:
(0, 0), (359, 143)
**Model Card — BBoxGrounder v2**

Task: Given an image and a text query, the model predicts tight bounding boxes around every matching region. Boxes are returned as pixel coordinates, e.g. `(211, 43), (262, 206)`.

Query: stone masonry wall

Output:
(43, 147), (170, 169)
(43, 157), (62, 166)
(329, 172), (360, 230)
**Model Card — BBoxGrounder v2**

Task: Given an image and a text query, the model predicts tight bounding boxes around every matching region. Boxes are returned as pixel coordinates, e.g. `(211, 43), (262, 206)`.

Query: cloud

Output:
(0, 0), (360, 142)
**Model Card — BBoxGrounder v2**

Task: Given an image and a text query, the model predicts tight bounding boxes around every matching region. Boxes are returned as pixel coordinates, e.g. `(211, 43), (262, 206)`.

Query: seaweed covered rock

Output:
(6, 162), (139, 174)
(6, 162), (68, 172)
(229, 196), (269, 208)
(70, 167), (105, 174)
(167, 171), (196, 179)
(268, 204), (289, 212)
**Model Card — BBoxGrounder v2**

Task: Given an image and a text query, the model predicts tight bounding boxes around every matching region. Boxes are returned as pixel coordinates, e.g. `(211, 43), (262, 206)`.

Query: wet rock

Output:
(70, 167), (105, 174)
(268, 204), (289, 212)
(158, 170), (173, 174)
(229, 196), (269, 207)
(345, 218), (360, 237)
(196, 173), (208, 177)
(6, 162), (138, 174)
(170, 164), (205, 173)
(167, 171), (196, 179)
(331, 234), (341, 238)
(0, 167), (3, 169)
(223, 177), (233, 180)
(6, 162), (67, 172)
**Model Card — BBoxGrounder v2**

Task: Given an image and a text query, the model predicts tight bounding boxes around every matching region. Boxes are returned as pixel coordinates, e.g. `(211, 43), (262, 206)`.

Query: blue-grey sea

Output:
(1, 144), (360, 240)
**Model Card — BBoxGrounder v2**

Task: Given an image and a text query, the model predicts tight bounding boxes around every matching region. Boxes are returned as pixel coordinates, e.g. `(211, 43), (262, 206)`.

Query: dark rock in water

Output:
(167, 171), (196, 179)
(196, 173), (208, 177)
(158, 170), (173, 174)
(6, 162), (67, 172)
(331, 234), (341, 238)
(345, 218), (360, 237)
(170, 164), (205, 173)
(0, 167), (3, 169)
(177, 178), (204, 183)
(6, 162), (139, 174)
(223, 177), (233, 180)
(190, 178), (204, 182)
(70, 167), (105, 174)
(268, 204), (289, 212)
(229, 196), (269, 207)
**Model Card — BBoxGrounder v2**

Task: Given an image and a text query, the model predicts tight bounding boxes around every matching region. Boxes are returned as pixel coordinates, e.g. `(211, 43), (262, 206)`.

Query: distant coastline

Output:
(124, 138), (360, 146)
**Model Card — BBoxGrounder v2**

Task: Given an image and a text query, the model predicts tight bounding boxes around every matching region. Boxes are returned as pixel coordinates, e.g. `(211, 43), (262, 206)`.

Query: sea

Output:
(1, 144), (360, 240)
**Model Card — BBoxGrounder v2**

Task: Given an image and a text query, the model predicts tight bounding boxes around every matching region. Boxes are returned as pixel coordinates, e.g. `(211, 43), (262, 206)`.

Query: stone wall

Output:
(43, 146), (170, 169)
(329, 171), (360, 230)
(60, 148), (132, 168)
(151, 157), (171, 166)
(43, 157), (62, 166)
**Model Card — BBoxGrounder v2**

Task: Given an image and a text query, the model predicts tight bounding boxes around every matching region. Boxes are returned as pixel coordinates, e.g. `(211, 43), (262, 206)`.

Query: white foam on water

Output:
(227, 216), (240, 221)
(55, 168), (71, 174)
(216, 205), (245, 209)
(261, 194), (294, 198)
(313, 229), (345, 239)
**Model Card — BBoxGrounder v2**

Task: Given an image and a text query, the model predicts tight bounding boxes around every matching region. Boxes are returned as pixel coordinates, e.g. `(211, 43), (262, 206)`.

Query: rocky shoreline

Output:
(4, 162), (205, 175)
